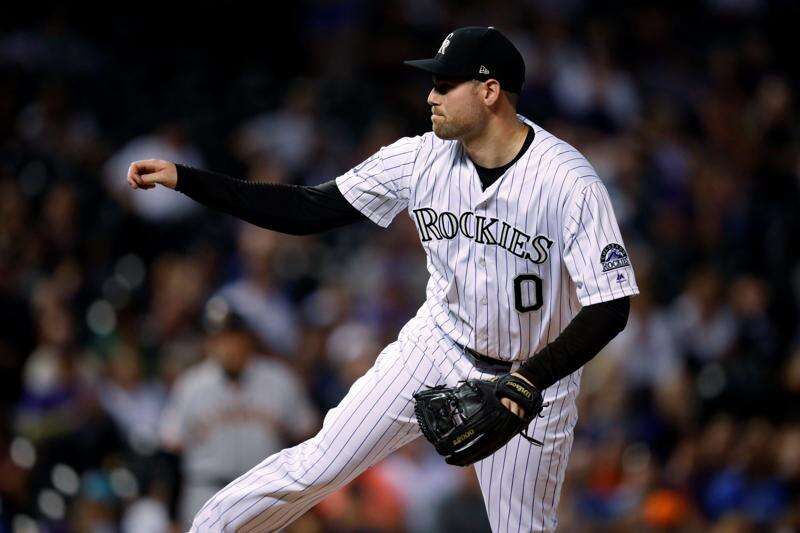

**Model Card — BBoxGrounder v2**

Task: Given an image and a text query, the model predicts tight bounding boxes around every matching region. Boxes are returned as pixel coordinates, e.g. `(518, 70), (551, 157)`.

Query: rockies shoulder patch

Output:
(600, 243), (630, 272)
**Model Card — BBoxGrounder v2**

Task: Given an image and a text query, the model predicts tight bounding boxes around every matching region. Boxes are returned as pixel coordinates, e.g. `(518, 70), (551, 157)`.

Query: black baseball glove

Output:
(413, 374), (545, 467)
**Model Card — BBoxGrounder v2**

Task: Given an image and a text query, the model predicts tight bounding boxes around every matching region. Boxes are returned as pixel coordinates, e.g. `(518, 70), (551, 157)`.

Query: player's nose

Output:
(427, 88), (440, 107)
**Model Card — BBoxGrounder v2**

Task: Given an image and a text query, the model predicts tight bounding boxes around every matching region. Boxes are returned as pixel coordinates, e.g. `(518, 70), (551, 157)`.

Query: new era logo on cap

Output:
(478, 65), (490, 75)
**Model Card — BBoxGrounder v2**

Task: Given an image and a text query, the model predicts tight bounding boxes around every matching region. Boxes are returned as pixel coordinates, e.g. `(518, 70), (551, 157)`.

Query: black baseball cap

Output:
(404, 26), (525, 94)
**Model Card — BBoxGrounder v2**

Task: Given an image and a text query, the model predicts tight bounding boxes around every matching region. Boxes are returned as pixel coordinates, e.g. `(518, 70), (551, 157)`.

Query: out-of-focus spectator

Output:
(98, 344), (166, 455)
(232, 80), (319, 175)
(159, 297), (318, 528)
(670, 267), (736, 365)
(215, 223), (300, 355)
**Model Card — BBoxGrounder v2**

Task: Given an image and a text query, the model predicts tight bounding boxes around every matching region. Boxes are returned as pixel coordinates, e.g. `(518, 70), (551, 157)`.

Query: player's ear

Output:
(482, 79), (502, 107)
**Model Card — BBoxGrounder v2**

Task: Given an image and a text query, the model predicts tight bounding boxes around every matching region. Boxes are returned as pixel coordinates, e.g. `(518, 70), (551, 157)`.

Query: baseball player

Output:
(129, 26), (638, 532)
(159, 298), (318, 529)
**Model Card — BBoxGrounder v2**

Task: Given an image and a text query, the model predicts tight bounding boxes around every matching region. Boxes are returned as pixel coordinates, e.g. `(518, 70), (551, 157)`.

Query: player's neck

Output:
(461, 115), (528, 169)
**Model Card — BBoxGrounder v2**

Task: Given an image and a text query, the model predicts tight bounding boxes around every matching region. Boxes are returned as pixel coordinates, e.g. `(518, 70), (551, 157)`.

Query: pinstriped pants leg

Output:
(188, 340), (439, 532)
(473, 374), (579, 533)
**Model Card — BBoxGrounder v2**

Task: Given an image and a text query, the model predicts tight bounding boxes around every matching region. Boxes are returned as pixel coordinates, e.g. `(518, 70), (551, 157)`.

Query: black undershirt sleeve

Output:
(174, 164), (367, 235)
(516, 296), (630, 391)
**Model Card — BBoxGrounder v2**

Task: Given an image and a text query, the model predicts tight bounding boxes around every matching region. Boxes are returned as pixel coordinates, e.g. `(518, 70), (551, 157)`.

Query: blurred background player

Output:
(159, 297), (318, 529)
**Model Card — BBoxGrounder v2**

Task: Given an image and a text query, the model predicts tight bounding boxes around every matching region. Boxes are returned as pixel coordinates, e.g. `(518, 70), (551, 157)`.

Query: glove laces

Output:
(520, 401), (550, 446)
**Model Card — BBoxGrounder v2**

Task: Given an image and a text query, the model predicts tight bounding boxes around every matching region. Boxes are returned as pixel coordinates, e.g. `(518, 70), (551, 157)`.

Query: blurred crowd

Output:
(1, 1), (799, 532)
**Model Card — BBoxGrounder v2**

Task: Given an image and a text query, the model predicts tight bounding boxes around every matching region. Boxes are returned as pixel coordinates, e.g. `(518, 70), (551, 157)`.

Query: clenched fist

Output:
(127, 159), (178, 190)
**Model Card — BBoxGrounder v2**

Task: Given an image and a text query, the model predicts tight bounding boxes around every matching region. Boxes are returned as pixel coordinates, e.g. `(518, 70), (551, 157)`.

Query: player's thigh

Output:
(474, 392), (578, 533)
(190, 342), (441, 532)
(312, 339), (438, 449)
(250, 339), (440, 488)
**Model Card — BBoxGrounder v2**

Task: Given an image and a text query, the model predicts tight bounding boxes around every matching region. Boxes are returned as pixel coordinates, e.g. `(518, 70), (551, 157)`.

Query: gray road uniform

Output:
(159, 356), (317, 528)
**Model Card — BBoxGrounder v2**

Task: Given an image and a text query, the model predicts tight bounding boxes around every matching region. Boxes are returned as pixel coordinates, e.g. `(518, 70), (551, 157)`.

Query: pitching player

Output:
(128, 26), (638, 532)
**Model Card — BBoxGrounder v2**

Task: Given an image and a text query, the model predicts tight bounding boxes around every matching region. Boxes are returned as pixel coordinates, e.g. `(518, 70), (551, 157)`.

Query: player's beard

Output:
(432, 117), (466, 140)
(431, 103), (483, 140)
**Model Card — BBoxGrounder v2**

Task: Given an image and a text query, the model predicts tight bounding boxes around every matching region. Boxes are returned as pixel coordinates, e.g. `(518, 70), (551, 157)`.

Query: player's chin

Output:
(431, 120), (459, 140)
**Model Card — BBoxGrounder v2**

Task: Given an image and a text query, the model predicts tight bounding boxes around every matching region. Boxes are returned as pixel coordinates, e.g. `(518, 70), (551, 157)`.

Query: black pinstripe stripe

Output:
(381, 148), (419, 163)
(463, 145), (479, 351)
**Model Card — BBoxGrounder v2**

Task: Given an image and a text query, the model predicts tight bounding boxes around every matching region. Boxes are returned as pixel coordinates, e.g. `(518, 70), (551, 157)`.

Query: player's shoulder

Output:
(521, 116), (602, 192)
(381, 132), (451, 157)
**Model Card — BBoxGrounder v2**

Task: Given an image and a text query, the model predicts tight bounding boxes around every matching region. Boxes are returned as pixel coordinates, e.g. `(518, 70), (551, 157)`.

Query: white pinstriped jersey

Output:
(336, 115), (639, 361)
(190, 115), (638, 533)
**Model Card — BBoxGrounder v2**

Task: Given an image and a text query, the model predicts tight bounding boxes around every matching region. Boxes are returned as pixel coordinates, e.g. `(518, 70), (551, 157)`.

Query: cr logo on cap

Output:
(438, 33), (454, 55)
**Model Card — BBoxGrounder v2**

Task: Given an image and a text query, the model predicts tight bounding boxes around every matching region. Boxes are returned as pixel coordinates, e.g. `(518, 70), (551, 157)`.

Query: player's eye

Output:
(434, 82), (455, 94)
(432, 77), (459, 95)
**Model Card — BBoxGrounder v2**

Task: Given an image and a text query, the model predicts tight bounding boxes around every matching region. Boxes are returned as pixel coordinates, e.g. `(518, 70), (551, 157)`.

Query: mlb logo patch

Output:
(600, 243), (630, 272)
